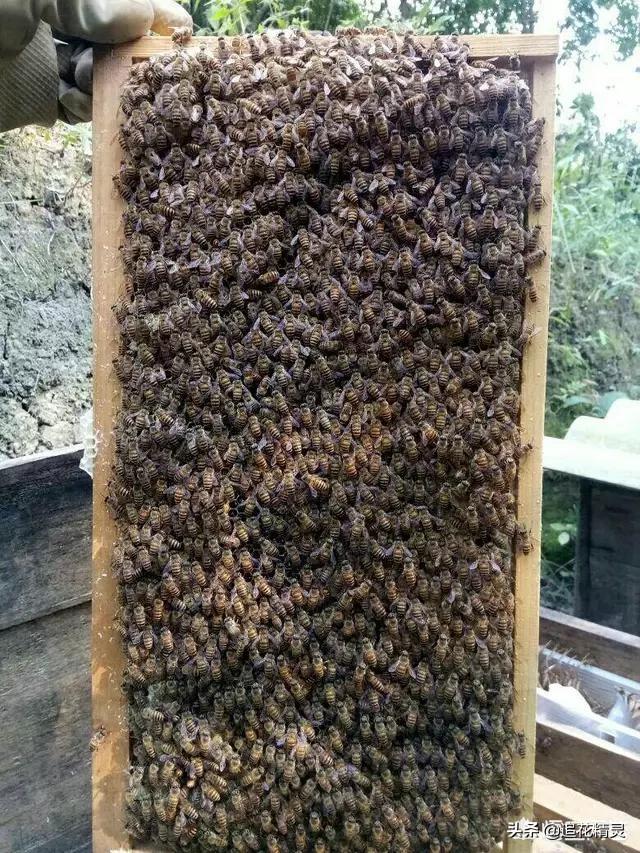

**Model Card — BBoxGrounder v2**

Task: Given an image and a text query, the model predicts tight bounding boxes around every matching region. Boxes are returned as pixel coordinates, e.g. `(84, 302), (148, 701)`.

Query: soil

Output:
(0, 125), (92, 460)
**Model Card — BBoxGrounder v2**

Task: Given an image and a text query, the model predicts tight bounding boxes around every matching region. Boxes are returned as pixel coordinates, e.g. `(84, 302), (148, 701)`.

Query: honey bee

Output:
(374, 110), (389, 143)
(89, 725), (107, 752)
(530, 173), (544, 210)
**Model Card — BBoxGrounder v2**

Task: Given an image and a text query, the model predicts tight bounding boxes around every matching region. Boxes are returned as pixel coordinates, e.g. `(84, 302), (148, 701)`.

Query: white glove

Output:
(0, 0), (193, 130)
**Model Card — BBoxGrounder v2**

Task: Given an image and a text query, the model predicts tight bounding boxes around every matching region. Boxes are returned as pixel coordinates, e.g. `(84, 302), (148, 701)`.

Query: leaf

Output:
(209, 6), (230, 20)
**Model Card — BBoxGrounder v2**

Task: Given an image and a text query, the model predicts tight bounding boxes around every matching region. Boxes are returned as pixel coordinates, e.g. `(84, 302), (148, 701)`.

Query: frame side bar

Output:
(92, 45), (131, 853)
(505, 55), (556, 853)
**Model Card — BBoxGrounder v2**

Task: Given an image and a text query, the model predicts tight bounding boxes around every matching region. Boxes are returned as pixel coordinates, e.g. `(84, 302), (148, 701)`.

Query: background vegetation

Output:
(544, 96), (639, 609)
(178, 0), (639, 56)
(548, 96), (640, 438)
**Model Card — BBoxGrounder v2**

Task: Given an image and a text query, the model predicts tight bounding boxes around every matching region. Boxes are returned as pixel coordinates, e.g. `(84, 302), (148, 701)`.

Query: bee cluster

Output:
(113, 29), (543, 853)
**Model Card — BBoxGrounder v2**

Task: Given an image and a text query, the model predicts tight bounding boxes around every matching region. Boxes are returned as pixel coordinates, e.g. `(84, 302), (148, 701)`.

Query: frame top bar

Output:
(108, 33), (560, 63)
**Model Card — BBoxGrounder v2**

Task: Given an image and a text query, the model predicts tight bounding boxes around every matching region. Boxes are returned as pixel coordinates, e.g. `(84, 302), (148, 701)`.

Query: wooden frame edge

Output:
(92, 44), (131, 853)
(540, 606), (640, 682)
(91, 36), (558, 853)
(505, 54), (556, 853)
(534, 775), (640, 853)
(536, 720), (640, 819)
(109, 33), (560, 63)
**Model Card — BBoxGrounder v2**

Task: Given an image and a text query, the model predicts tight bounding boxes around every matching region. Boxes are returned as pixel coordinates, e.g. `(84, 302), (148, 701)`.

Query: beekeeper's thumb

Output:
(41, 0), (193, 43)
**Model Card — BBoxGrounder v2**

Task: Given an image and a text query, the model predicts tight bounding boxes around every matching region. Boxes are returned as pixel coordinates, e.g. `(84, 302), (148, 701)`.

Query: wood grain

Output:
(536, 721), (640, 818)
(0, 604), (91, 853)
(0, 447), (91, 631)
(91, 45), (130, 853)
(540, 607), (640, 682)
(534, 775), (640, 853)
(589, 554), (640, 633)
(116, 33), (559, 61)
(506, 55), (556, 853)
(0, 444), (82, 487)
(589, 485), (640, 554)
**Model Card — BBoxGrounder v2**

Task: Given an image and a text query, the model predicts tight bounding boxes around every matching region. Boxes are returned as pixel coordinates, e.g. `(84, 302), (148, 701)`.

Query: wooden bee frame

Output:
(92, 33), (558, 853)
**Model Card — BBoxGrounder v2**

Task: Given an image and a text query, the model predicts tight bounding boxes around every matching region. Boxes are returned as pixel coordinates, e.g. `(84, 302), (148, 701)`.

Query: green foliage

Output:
(412, 0), (535, 33)
(179, 0), (538, 36)
(178, 0), (214, 31)
(274, 0), (360, 31)
(562, 0), (640, 60)
(546, 94), (640, 436)
(543, 95), (639, 610)
(178, 0), (639, 62)
(179, 0), (360, 33)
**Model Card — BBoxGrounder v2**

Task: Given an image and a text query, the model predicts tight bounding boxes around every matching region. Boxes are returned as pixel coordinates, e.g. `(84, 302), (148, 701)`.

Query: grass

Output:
(546, 95), (640, 437)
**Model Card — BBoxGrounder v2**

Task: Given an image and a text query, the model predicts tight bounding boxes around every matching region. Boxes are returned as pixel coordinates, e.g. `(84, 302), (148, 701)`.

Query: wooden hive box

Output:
(91, 33), (558, 853)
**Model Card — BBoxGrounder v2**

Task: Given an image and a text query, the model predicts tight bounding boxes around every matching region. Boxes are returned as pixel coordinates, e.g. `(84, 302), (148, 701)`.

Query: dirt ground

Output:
(0, 125), (92, 459)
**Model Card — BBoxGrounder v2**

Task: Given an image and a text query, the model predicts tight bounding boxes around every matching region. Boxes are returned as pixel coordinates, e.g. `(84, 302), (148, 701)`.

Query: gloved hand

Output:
(0, 0), (193, 131)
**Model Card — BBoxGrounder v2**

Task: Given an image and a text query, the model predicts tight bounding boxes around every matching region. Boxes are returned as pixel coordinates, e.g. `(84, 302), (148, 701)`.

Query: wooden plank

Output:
(0, 444), (82, 486)
(534, 775), (640, 853)
(540, 606), (640, 682)
(588, 554), (640, 634)
(0, 446), (91, 631)
(586, 482), (640, 634)
(536, 720), (640, 818)
(507, 54), (556, 853)
(502, 836), (633, 853)
(91, 45), (130, 853)
(113, 33), (559, 62)
(589, 484), (640, 553)
(0, 603), (91, 853)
